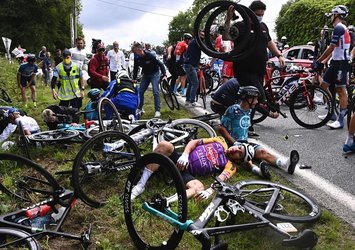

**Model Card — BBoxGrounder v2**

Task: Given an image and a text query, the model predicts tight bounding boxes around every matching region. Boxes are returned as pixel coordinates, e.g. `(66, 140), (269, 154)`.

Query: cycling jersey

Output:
(220, 104), (250, 142)
(15, 116), (40, 134)
(174, 41), (188, 63)
(18, 63), (38, 78)
(188, 137), (236, 179)
(331, 23), (351, 61)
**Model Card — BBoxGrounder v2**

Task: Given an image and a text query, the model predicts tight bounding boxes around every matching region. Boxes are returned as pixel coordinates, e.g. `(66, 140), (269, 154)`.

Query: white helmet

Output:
(281, 36), (287, 41)
(307, 41), (313, 46)
(116, 70), (130, 79)
(284, 44), (290, 49)
(331, 5), (348, 18)
(242, 143), (255, 162)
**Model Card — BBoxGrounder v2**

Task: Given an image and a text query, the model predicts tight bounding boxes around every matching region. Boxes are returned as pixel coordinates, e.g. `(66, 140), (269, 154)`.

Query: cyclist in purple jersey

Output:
(219, 86), (299, 177)
(314, 5), (351, 129)
(130, 136), (272, 201)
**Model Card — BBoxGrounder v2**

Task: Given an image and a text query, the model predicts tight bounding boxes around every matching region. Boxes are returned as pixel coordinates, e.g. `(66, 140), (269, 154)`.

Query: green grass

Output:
(0, 57), (355, 249)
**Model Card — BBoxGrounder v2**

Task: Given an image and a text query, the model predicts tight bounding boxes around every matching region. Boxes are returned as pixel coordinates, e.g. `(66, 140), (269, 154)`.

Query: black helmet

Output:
(62, 49), (71, 57)
(239, 86), (260, 99)
(183, 33), (193, 40)
(26, 54), (36, 63)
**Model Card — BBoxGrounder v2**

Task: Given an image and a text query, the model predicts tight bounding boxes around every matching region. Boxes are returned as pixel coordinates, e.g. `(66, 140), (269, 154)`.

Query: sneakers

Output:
(185, 101), (192, 107)
(327, 120), (344, 129)
(154, 111), (161, 118)
(131, 185), (145, 200)
(343, 143), (355, 153)
(191, 102), (202, 107)
(318, 113), (337, 121)
(288, 150), (299, 174)
(174, 91), (180, 96)
(180, 88), (186, 97)
(259, 161), (272, 179)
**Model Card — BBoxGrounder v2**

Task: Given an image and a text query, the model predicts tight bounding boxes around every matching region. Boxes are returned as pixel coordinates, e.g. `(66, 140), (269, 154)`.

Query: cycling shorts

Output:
(234, 71), (266, 102)
(20, 76), (36, 87)
(323, 60), (350, 88)
(222, 61), (234, 78)
(168, 149), (196, 185)
(176, 65), (186, 76)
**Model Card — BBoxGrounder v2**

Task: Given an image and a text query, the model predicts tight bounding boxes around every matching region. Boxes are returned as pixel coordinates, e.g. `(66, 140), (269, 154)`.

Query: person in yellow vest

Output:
(51, 49), (85, 109)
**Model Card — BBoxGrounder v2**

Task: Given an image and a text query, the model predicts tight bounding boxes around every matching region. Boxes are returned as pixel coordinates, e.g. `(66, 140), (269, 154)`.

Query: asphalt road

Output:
(177, 93), (355, 228)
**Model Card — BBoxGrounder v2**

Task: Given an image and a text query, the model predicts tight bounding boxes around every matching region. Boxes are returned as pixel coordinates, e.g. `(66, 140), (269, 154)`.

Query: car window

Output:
(285, 49), (300, 59)
(301, 49), (314, 59)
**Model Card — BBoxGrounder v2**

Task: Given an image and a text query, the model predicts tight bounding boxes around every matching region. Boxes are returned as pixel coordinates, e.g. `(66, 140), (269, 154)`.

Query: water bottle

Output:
(25, 204), (52, 219)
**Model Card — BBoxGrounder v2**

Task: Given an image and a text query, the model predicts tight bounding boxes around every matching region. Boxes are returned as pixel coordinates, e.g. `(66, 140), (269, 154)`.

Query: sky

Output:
(80, 0), (289, 51)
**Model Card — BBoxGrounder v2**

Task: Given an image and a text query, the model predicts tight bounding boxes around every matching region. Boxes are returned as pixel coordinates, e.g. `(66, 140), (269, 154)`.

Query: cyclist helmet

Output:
(331, 5), (348, 18)
(116, 69), (130, 79)
(348, 25), (355, 33)
(183, 33), (193, 40)
(87, 88), (101, 100)
(26, 54), (36, 63)
(239, 86), (260, 100)
(242, 143), (255, 162)
(281, 36), (287, 41)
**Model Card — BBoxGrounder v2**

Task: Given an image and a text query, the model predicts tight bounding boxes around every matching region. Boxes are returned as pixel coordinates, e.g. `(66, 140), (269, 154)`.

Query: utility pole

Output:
(74, 0), (77, 39)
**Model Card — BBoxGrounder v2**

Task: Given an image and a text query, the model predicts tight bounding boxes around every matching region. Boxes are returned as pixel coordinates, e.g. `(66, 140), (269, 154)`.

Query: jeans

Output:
(183, 64), (198, 103)
(138, 71), (160, 111)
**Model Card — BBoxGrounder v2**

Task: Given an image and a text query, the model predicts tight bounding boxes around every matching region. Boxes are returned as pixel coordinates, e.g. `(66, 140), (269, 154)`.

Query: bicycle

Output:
(123, 153), (321, 249)
(253, 68), (334, 129)
(0, 88), (12, 104)
(160, 77), (180, 111)
(195, 63), (209, 109)
(0, 153), (92, 249)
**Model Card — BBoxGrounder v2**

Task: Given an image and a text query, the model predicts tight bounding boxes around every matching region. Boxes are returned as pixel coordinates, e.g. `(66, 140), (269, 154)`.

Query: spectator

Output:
(131, 42), (167, 118)
(16, 54), (38, 107)
(51, 49), (85, 109)
(54, 49), (63, 67)
(70, 36), (90, 71)
(223, 1), (285, 134)
(183, 32), (204, 107)
(88, 43), (110, 90)
(107, 41), (126, 81)
(42, 52), (52, 86)
(174, 33), (192, 96)
(38, 46), (48, 84)
(166, 43), (178, 93)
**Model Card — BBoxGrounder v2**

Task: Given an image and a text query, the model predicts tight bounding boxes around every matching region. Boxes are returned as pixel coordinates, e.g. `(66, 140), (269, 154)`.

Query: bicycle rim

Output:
(0, 228), (41, 249)
(159, 119), (216, 150)
(27, 129), (79, 142)
(124, 153), (187, 249)
(289, 85), (333, 129)
(98, 97), (123, 132)
(72, 131), (140, 208)
(237, 180), (321, 223)
(0, 153), (60, 207)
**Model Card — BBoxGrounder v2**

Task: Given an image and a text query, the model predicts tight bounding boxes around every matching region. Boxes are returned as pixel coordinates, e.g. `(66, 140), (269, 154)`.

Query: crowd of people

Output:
(1, 1), (355, 203)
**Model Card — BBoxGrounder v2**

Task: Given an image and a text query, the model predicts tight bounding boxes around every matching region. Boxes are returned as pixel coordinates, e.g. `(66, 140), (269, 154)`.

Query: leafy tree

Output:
(0, 0), (83, 54)
(275, 0), (355, 46)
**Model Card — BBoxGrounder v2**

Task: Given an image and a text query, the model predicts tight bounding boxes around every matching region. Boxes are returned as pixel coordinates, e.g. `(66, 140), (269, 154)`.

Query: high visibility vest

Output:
(57, 63), (81, 100)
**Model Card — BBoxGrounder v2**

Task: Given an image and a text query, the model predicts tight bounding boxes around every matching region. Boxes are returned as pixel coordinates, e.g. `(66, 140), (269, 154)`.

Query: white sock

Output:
(251, 165), (261, 176)
(137, 167), (153, 187)
(345, 133), (354, 146)
(276, 157), (289, 169)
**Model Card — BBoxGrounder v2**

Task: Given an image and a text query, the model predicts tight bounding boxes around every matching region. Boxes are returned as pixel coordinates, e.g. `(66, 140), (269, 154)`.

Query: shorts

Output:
(222, 61), (234, 78)
(234, 71), (266, 102)
(323, 60), (350, 88)
(168, 149), (196, 185)
(176, 65), (186, 76)
(59, 97), (83, 109)
(20, 77), (36, 87)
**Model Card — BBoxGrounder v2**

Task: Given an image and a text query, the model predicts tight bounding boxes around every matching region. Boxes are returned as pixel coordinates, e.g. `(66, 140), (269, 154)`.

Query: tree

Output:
(275, 0), (355, 46)
(0, 0), (83, 54)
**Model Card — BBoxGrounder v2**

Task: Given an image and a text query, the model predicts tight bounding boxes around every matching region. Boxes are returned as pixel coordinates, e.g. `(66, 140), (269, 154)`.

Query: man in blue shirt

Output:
(17, 54), (38, 107)
(131, 42), (167, 118)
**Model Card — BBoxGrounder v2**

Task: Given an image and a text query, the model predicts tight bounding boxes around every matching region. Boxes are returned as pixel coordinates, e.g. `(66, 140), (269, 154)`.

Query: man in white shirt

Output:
(107, 41), (126, 81)
(70, 37), (90, 79)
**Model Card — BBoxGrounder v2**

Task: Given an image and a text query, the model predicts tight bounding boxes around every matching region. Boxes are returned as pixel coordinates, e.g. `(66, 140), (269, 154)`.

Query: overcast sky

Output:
(80, 0), (289, 51)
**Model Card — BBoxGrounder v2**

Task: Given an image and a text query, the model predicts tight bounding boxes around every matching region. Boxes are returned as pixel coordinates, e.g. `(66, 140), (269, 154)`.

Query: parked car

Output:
(267, 45), (315, 85)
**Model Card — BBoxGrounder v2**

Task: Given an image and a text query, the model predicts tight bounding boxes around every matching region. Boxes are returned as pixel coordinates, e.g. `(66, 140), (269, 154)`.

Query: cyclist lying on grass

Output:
(131, 136), (267, 201)
(218, 86), (299, 177)
(42, 105), (80, 130)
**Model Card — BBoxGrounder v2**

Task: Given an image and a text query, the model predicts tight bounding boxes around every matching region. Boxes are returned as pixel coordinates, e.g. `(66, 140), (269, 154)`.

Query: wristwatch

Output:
(277, 54), (283, 58)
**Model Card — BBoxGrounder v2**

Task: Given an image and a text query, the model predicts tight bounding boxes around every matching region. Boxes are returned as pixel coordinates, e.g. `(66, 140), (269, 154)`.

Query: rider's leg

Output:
(30, 84), (37, 107)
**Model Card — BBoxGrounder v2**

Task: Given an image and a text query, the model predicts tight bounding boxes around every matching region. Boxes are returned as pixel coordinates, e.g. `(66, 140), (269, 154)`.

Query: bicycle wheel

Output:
(27, 129), (79, 142)
(17, 120), (31, 159)
(0, 88), (12, 103)
(204, 70), (214, 95)
(289, 84), (333, 129)
(236, 180), (321, 223)
(72, 130), (140, 208)
(124, 153), (187, 249)
(159, 119), (217, 149)
(160, 79), (174, 110)
(0, 153), (61, 206)
(0, 228), (41, 249)
(171, 92), (180, 110)
(97, 97), (123, 132)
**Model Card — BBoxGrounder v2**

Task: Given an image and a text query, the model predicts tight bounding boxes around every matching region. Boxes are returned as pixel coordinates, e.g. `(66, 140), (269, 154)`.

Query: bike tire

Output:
(27, 129), (79, 142)
(124, 153), (187, 250)
(17, 120), (31, 159)
(0, 228), (41, 249)
(0, 153), (61, 206)
(252, 89), (273, 124)
(159, 119), (216, 149)
(160, 79), (174, 110)
(97, 97), (123, 132)
(237, 180), (321, 223)
(0, 88), (12, 103)
(171, 92), (180, 110)
(204, 70), (214, 95)
(72, 130), (140, 208)
(289, 84), (333, 129)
